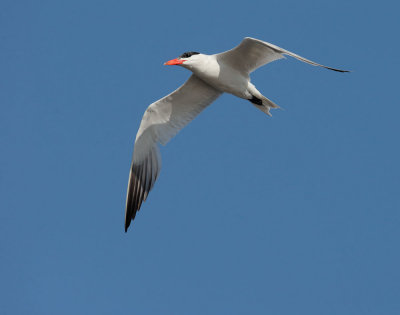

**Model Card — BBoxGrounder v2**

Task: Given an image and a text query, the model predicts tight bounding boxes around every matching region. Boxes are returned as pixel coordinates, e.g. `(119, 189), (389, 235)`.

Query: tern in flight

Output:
(124, 37), (348, 232)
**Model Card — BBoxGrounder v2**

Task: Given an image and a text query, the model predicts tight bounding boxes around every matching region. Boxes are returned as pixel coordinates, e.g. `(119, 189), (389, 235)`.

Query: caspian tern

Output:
(124, 37), (348, 232)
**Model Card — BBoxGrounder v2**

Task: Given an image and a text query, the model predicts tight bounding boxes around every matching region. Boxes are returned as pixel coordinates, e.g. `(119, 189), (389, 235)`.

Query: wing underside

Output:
(125, 75), (222, 231)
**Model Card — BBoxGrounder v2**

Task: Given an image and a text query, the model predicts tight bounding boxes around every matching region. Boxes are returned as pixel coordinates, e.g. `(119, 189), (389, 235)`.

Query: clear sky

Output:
(1, 0), (399, 314)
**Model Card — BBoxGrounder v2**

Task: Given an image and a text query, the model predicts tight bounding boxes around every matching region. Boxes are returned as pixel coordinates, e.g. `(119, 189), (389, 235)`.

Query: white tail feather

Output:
(252, 95), (280, 117)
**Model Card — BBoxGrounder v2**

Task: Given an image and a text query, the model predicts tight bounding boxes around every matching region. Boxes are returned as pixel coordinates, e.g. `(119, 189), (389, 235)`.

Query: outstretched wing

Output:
(125, 75), (222, 231)
(217, 37), (349, 74)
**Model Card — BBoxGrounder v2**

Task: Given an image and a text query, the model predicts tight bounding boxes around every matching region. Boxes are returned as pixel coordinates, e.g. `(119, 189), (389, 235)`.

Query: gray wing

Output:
(125, 75), (222, 231)
(217, 37), (349, 74)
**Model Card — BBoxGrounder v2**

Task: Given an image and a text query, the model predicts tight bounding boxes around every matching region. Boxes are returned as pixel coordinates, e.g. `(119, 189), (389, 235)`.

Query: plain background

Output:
(1, 0), (399, 314)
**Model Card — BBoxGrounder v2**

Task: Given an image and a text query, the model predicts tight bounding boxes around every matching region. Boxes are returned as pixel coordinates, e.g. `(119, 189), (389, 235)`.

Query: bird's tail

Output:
(247, 83), (280, 116)
(249, 94), (280, 117)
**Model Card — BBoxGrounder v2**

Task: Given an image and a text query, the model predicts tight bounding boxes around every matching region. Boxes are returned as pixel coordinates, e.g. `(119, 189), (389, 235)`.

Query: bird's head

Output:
(164, 51), (203, 69)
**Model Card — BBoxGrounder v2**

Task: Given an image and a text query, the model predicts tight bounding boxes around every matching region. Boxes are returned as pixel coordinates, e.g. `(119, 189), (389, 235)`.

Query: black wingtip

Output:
(334, 69), (351, 73)
(326, 66), (351, 73)
(124, 211), (134, 233)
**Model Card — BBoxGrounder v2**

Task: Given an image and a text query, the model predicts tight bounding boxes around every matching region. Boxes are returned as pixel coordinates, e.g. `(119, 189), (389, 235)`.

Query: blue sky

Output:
(1, 0), (399, 314)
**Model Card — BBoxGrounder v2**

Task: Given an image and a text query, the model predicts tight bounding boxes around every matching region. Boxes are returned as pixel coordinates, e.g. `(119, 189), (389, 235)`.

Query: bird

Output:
(124, 37), (349, 232)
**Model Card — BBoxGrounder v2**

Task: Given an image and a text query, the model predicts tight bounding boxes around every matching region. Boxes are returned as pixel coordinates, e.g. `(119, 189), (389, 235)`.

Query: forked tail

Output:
(249, 94), (280, 116)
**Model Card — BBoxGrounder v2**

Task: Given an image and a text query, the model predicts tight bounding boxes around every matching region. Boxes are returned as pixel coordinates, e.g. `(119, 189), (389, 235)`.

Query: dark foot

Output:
(249, 95), (263, 106)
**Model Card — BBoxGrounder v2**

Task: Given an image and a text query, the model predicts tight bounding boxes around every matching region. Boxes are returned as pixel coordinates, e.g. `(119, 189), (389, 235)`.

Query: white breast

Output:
(190, 55), (251, 99)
